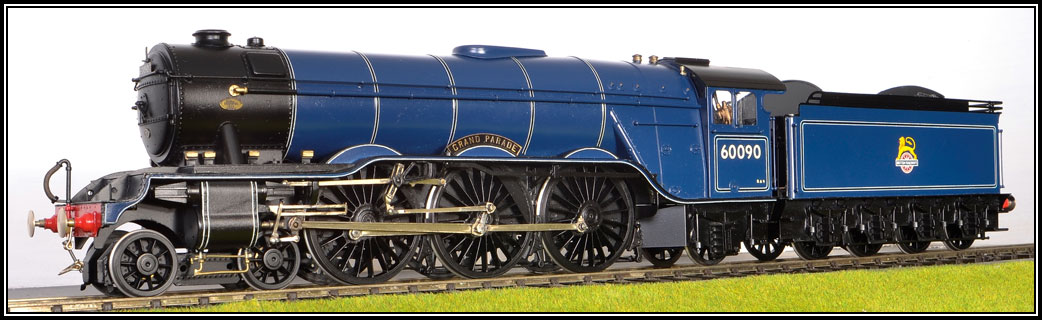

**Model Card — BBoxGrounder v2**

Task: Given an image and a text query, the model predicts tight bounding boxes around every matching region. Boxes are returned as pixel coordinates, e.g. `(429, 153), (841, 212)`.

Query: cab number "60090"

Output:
(719, 144), (762, 160)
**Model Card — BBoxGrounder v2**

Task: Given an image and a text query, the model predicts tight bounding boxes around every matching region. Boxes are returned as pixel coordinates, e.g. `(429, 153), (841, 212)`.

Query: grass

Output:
(147, 260), (1034, 313)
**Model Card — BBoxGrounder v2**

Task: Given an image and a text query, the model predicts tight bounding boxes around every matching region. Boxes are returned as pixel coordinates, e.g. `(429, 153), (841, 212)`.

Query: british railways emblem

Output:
(894, 136), (919, 174)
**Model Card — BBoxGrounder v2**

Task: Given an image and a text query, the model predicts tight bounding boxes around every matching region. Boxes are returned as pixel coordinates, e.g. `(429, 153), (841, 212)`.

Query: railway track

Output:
(7, 244), (1034, 312)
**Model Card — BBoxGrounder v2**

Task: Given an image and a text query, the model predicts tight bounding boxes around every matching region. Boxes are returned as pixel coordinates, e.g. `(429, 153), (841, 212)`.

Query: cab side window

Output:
(736, 91), (757, 126)
(712, 90), (733, 125)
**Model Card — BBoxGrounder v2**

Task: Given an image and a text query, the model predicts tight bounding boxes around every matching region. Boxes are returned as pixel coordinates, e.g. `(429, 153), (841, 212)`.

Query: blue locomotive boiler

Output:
(28, 30), (1015, 297)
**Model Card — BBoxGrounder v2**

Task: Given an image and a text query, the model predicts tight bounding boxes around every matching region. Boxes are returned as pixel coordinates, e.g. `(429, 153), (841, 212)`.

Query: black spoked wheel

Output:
(896, 227), (931, 254)
(408, 239), (456, 280)
(240, 235), (301, 290)
(427, 168), (533, 279)
(642, 247), (684, 268)
(107, 229), (178, 297)
(744, 238), (785, 262)
(942, 225), (975, 251)
(303, 165), (421, 285)
(686, 246), (724, 266)
(792, 241), (833, 260)
(538, 167), (636, 273)
(844, 230), (883, 257)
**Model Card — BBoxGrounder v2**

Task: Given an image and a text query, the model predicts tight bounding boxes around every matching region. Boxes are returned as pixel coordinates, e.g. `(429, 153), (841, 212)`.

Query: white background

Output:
(5, 7), (1035, 288)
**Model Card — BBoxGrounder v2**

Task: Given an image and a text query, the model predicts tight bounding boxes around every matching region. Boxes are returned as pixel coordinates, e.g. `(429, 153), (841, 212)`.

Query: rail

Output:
(6, 244), (1034, 313)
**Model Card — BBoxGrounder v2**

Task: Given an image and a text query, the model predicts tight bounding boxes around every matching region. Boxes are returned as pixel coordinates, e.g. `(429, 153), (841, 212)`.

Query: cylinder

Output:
(191, 181), (259, 250)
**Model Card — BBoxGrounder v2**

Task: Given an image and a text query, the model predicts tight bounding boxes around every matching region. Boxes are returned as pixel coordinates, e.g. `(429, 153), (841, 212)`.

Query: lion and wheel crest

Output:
(894, 136), (919, 174)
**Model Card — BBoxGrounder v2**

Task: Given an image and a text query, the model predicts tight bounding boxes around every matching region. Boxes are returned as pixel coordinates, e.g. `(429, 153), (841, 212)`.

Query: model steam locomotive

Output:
(28, 30), (1015, 297)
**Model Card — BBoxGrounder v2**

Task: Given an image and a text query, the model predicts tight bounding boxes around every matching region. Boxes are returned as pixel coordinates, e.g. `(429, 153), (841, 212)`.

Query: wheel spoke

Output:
(427, 168), (531, 279)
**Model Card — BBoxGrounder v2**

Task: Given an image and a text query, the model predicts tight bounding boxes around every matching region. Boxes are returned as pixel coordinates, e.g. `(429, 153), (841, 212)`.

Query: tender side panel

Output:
(787, 105), (1000, 199)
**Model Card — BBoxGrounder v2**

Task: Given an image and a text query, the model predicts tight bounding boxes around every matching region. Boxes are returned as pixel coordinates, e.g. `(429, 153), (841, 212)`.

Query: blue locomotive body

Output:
(282, 45), (713, 199)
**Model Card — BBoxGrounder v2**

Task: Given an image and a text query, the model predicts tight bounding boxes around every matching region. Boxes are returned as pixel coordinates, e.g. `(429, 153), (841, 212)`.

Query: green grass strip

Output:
(150, 260), (1034, 312)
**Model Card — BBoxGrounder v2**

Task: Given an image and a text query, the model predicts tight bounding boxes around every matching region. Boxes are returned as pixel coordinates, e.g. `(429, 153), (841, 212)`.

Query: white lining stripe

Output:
(201, 182), (210, 249)
(712, 135), (771, 192)
(511, 57), (536, 155)
(355, 51), (380, 144)
(798, 120), (998, 192)
(250, 181), (258, 248)
(431, 55), (459, 146)
(575, 57), (607, 147)
(276, 47), (298, 158)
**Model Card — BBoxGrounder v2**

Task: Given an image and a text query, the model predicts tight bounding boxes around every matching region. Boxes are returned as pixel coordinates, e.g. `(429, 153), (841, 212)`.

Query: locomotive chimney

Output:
(193, 29), (232, 48)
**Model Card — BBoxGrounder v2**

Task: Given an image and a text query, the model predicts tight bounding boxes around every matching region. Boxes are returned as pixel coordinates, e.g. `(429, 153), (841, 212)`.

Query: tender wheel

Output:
(942, 225), (975, 251)
(792, 241), (833, 260)
(107, 229), (178, 297)
(744, 238), (784, 262)
(239, 235), (301, 290)
(538, 167), (636, 273)
(686, 246), (724, 266)
(427, 167), (534, 279)
(303, 165), (421, 285)
(642, 247), (684, 268)
(844, 230), (883, 257)
(896, 227), (930, 254)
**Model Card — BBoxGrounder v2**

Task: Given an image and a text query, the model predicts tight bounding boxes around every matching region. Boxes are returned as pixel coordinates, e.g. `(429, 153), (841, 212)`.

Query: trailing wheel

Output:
(427, 167), (534, 278)
(303, 165), (421, 285)
(896, 227), (930, 254)
(686, 245), (724, 266)
(239, 233), (301, 290)
(642, 247), (684, 268)
(792, 241), (833, 260)
(107, 229), (178, 297)
(744, 238), (784, 262)
(538, 167), (636, 273)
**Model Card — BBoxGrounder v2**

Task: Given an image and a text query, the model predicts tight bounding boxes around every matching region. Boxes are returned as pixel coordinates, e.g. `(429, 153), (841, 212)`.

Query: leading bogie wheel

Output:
(427, 167), (534, 279)
(642, 247), (684, 268)
(107, 229), (178, 297)
(303, 165), (421, 285)
(538, 167), (636, 273)
(239, 233), (301, 290)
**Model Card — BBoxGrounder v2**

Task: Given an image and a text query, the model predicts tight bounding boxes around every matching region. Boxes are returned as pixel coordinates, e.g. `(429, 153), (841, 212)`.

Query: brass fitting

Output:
(229, 84), (248, 96)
